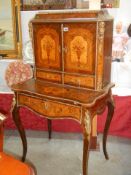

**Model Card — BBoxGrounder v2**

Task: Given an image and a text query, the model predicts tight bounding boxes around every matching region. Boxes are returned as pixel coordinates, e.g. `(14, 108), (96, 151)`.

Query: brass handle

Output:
(44, 102), (49, 110)
(63, 46), (68, 53)
(26, 98), (30, 104)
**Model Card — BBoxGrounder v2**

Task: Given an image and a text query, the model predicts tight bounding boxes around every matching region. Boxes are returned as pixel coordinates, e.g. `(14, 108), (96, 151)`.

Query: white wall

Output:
(117, 0), (131, 24)
(0, 59), (15, 93)
(21, 11), (40, 45)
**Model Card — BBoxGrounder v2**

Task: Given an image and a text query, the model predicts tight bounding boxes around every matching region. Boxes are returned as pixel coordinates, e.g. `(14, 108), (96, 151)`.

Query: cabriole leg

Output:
(47, 119), (52, 139)
(103, 95), (114, 159)
(12, 105), (27, 162)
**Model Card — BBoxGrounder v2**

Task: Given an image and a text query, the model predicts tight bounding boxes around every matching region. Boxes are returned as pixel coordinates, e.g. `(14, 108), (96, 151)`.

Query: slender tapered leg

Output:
(12, 105), (27, 162)
(82, 111), (92, 175)
(47, 119), (52, 139)
(103, 95), (114, 160)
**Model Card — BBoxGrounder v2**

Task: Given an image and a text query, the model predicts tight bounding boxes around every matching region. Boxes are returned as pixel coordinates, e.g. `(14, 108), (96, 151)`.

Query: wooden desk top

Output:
(11, 79), (114, 107)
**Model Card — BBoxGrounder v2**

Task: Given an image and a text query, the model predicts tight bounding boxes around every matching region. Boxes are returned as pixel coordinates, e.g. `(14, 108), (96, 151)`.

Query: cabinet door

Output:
(63, 23), (96, 74)
(33, 23), (62, 70)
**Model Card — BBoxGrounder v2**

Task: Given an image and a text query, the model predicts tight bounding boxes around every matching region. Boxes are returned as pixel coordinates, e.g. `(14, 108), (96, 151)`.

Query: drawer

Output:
(18, 95), (81, 121)
(64, 74), (95, 89)
(36, 70), (62, 83)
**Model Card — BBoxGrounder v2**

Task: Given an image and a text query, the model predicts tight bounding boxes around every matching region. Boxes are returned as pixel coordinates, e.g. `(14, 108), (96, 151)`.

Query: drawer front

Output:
(18, 95), (81, 121)
(64, 74), (95, 89)
(36, 70), (62, 83)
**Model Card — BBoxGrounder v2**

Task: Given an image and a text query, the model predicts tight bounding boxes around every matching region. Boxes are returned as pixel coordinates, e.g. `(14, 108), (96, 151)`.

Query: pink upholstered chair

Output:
(0, 60), (33, 128)
(5, 60), (33, 87)
(3, 60), (33, 119)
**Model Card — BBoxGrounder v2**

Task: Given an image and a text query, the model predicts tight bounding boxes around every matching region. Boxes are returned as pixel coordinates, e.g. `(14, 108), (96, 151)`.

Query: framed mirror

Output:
(0, 0), (22, 59)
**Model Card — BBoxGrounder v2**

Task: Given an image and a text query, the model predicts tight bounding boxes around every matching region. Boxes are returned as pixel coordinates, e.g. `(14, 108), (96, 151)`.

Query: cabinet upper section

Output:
(32, 9), (113, 22)
(31, 10), (113, 90)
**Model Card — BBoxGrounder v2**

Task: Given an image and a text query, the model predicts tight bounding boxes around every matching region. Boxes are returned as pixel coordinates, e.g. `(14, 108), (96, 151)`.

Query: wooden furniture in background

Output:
(11, 10), (114, 175)
(0, 113), (36, 175)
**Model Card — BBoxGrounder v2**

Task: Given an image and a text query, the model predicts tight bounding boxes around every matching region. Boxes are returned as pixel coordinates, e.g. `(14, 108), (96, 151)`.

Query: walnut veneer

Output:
(11, 10), (114, 175)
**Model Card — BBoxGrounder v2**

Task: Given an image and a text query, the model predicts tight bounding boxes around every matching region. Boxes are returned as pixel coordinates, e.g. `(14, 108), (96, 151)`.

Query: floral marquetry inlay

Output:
(71, 36), (88, 65)
(64, 23), (96, 74)
(34, 24), (61, 70)
(41, 35), (56, 62)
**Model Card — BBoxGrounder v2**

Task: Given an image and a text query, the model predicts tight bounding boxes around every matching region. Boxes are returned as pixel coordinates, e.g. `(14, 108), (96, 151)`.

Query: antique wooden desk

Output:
(12, 10), (114, 175)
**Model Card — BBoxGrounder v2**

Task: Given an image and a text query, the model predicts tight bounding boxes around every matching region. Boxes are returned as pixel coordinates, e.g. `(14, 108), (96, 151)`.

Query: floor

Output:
(4, 130), (131, 175)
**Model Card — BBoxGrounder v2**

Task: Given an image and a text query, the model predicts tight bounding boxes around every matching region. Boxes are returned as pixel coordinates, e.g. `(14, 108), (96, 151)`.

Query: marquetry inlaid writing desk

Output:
(12, 10), (114, 175)
(12, 79), (114, 175)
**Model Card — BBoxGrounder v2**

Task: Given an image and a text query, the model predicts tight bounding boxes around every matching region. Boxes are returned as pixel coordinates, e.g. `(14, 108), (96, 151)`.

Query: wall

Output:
(117, 0), (131, 23)
(21, 11), (39, 46)
(0, 59), (15, 93)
